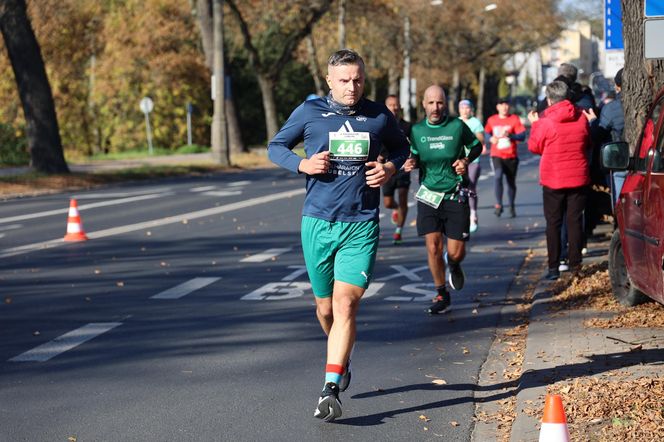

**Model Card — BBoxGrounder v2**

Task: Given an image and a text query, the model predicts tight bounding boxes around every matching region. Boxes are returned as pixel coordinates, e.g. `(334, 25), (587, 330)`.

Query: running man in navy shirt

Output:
(268, 49), (409, 422)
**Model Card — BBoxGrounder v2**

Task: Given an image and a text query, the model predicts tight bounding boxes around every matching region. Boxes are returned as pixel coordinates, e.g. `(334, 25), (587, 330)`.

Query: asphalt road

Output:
(0, 149), (546, 441)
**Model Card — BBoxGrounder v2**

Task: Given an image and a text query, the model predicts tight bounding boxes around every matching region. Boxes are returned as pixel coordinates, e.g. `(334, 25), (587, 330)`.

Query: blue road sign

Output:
(605, 0), (623, 50)
(645, 0), (664, 17)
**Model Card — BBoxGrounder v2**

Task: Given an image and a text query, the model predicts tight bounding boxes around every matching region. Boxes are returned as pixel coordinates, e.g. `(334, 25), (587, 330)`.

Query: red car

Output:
(601, 89), (664, 306)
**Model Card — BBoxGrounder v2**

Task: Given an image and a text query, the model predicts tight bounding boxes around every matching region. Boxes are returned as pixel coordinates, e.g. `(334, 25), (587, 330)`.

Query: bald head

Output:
(422, 85), (447, 124)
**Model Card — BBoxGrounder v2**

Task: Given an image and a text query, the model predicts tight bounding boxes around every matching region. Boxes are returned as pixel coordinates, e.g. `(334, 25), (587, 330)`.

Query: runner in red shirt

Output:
(484, 98), (526, 217)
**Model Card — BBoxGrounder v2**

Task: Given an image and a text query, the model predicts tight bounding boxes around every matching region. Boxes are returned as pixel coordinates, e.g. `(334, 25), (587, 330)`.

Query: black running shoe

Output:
(427, 291), (451, 314)
(339, 359), (351, 392)
(494, 205), (503, 217)
(510, 206), (516, 218)
(448, 262), (465, 291)
(545, 268), (560, 280)
(313, 383), (342, 422)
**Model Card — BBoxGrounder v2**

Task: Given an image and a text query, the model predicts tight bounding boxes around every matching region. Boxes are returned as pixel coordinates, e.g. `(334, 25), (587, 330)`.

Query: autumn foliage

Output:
(0, 0), (563, 164)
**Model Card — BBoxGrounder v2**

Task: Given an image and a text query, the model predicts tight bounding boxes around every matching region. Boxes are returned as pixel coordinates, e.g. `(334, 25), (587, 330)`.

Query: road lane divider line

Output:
(0, 224), (21, 232)
(151, 277), (221, 299)
(190, 186), (217, 192)
(203, 190), (242, 197)
(9, 322), (122, 362)
(0, 192), (171, 224)
(0, 188), (305, 258)
(228, 180), (251, 187)
(240, 248), (292, 263)
(73, 187), (172, 199)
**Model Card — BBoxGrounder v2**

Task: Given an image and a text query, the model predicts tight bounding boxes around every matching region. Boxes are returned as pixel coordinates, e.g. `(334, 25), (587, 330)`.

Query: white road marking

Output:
(362, 282), (385, 299)
(240, 248), (292, 263)
(151, 277), (221, 299)
(0, 192), (171, 224)
(0, 224), (21, 232)
(0, 188), (305, 258)
(376, 265), (428, 282)
(9, 322), (122, 362)
(520, 157), (539, 166)
(190, 186), (217, 192)
(73, 187), (172, 199)
(281, 265), (308, 281)
(228, 181), (251, 187)
(203, 190), (242, 197)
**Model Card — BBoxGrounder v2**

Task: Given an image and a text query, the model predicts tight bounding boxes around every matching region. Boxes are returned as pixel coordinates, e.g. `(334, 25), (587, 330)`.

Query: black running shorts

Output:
(416, 199), (470, 241)
(382, 170), (411, 197)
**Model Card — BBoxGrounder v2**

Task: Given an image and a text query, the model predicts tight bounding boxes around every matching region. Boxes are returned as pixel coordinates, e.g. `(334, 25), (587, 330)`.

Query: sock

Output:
(436, 285), (447, 296)
(395, 227), (402, 234)
(325, 363), (344, 385)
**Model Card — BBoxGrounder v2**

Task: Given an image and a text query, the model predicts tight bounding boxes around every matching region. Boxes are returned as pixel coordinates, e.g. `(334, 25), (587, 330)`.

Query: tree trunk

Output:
(211, 0), (229, 166)
(338, 0), (346, 49)
(0, 0), (68, 173)
(196, 0), (244, 153)
(257, 74), (279, 141)
(196, 0), (214, 68)
(226, 89), (244, 155)
(621, 0), (664, 148)
(448, 67), (460, 115)
(306, 35), (325, 96)
(477, 65), (486, 122)
(388, 66), (399, 96)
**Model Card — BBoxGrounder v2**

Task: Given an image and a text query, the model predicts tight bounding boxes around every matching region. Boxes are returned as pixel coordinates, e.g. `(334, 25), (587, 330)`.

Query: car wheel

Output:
(608, 230), (648, 306)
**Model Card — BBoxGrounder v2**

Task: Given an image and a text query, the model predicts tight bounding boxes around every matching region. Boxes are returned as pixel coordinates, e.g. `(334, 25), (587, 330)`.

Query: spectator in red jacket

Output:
(528, 80), (591, 280)
(485, 98), (526, 218)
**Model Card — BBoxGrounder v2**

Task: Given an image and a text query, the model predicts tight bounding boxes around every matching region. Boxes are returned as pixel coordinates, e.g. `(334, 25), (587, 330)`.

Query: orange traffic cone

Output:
(63, 198), (88, 241)
(539, 394), (570, 442)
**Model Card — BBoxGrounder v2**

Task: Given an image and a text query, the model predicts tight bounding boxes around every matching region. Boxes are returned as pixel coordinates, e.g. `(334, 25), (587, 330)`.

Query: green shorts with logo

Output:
(301, 216), (379, 298)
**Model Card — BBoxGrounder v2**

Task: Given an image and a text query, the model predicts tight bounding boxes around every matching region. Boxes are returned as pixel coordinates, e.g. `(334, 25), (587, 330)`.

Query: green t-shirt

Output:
(411, 116), (481, 193)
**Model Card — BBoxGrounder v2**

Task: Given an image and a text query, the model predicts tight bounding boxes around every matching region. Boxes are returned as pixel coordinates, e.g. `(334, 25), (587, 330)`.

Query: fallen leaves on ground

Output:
(548, 262), (664, 328)
(547, 375), (664, 441)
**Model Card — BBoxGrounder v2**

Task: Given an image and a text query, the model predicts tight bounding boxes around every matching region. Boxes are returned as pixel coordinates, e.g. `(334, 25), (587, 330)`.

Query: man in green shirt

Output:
(404, 85), (482, 314)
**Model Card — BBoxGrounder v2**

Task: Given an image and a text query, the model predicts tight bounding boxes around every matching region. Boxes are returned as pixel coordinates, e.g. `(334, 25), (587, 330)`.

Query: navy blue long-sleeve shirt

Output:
(268, 97), (410, 222)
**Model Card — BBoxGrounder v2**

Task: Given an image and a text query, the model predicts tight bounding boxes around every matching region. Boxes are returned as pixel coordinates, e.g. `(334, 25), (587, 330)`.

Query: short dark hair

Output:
(614, 68), (623, 87)
(385, 94), (398, 100)
(558, 63), (578, 82)
(328, 49), (365, 71)
(546, 80), (570, 104)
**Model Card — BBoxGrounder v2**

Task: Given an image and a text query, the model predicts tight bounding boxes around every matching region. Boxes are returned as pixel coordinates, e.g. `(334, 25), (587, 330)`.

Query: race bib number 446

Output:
(329, 132), (370, 161)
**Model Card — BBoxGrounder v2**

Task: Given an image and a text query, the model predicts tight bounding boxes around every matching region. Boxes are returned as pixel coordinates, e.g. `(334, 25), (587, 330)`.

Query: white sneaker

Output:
(469, 222), (478, 233)
(558, 261), (569, 272)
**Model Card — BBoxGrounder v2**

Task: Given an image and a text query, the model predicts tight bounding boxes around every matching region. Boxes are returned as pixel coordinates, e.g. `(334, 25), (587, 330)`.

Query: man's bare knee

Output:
(333, 296), (359, 319)
(317, 302), (333, 322)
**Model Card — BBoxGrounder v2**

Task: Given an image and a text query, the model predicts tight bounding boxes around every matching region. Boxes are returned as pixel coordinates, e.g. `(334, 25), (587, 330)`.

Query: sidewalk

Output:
(472, 223), (663, 441)
(510, 225), (663, 441)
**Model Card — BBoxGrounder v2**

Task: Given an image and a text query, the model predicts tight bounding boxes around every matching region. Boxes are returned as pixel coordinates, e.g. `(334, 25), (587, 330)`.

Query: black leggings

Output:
(492, 157), (519, 208)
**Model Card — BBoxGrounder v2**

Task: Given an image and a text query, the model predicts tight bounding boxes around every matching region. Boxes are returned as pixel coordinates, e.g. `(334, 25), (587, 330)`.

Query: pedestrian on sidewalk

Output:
(528, 80), (592, 280)
(458, 99), (486, 232)
(484, 98), (526, 218)
(380, 94), (412, 245)
(268, 49), (409, 422)
(403, 86), (482, 314)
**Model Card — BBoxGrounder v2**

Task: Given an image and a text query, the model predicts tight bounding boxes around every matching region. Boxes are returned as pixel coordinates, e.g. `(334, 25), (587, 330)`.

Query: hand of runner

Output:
(452, 158), (468, 175)
(527, 110), (539, 123)
(299, 151), (330, 175)
(581, 108), (596, 123)
(365, 161), (395, 187)
(403, 158), (417, 172)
